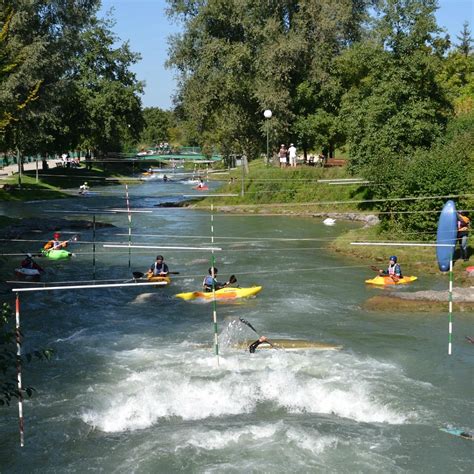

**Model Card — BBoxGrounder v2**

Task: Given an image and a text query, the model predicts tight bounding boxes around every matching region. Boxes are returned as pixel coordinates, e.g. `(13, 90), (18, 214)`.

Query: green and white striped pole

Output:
(125, 184), (132, 268)
(448, 259), (453, 355)
(210, 204), (219, 366)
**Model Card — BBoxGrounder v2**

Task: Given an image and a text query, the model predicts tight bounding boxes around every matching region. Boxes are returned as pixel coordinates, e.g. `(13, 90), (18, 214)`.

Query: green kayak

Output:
(41, 249), (72, 260)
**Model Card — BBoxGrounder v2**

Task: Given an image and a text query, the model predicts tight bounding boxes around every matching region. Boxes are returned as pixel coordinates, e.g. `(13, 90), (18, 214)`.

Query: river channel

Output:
(0, 179), (472, 472)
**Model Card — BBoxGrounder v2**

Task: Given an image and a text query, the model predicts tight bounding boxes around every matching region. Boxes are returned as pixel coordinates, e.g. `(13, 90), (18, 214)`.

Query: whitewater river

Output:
(0, 180), (472, 472)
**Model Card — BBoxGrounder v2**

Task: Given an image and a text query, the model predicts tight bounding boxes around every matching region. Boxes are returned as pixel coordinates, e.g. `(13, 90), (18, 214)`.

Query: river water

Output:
(0, 180), (472, 472)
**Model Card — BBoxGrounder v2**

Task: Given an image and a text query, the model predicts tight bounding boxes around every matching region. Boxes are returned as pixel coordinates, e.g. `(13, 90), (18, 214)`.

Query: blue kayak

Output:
(436, 200), (457, 272)
(440, 428), (473, 439)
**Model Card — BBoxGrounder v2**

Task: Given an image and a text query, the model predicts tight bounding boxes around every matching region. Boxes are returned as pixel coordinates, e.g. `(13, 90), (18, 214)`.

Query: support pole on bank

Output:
(15, 293), (25, 447)
(448, 259), (453, 355)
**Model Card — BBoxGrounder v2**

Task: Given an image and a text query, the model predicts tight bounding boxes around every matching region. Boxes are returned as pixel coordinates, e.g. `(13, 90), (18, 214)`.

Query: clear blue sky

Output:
(100, 0), (474, 110)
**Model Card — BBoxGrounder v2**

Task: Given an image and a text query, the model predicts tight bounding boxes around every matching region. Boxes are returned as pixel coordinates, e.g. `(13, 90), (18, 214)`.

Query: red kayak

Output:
(194, 185), (209, 191)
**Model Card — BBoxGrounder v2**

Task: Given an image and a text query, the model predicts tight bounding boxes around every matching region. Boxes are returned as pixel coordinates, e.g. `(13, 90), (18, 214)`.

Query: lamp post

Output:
(263, 109), (272, 165)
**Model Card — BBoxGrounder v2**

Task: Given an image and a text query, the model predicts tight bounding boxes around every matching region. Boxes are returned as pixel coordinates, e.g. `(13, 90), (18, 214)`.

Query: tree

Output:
(166, 0), (372, 159)
(456, 21), (472, 57)
(74, 15), (144, 156)
(139, 107), (176, 146)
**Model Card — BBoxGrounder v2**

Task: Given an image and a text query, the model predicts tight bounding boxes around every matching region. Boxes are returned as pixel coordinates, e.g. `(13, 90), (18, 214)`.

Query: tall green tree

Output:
(139, 107), (176, 146)
(166, 0), (372, 159)
(74, 15), (144, 156)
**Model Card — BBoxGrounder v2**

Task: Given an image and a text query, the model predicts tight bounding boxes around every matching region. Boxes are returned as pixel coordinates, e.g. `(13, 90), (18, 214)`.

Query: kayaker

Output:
(457, 211), (470, 261)
(79, 182), (90, 194)
(44, 232), (67, 250)
(249, 336), (273, 353)
(378, 256), (402, 278)
(20, 253), (44, 273)
(202, 267), (229, 292)
(148, 255), (169, 277)
(197, 178), (205, 189)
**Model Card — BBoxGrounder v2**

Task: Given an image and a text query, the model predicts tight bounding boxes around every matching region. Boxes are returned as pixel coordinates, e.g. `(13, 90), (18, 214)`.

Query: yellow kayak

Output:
(176, 286), (262, 301)
(147, 275), (171, 285)
(365, 275), (417, 286)
(234, 339), (342, 351)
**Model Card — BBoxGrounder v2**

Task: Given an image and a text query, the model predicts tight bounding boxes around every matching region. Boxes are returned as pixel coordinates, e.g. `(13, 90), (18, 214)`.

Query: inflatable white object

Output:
(323, 218), (336, 226)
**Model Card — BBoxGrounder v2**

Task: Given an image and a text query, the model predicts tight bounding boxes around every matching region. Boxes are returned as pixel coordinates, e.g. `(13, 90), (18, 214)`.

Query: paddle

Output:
(132, 271), (180, 279)
(226, 274), (237, 286)
(43, 234), (79, 251)
(239, 317), (276, 350)
(465, 336), (474, 344)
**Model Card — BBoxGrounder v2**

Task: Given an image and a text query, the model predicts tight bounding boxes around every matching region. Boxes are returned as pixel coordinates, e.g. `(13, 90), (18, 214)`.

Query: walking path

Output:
(0, 159), (59, 177)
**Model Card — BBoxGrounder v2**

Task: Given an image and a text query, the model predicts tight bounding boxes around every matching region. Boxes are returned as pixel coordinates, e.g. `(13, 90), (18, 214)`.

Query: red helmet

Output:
(53, 232), (60, 238)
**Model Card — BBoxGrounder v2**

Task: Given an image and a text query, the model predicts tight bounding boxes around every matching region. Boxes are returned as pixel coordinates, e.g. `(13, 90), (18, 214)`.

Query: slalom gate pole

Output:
(92, 214), (96, 280)
(448, 259), (453, 355)
(15, 293), (25, 447)
(210, 203), (219, 366)
(125, 185), (132, 269)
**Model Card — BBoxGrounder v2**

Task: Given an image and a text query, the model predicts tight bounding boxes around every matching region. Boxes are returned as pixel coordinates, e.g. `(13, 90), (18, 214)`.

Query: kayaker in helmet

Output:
(202, 267), (230, 292)
(379, 256), (402, 278)
(457, 211), (470, 261)
(20, 253), (44, 272)
(197, 178), (205, 189)
(44, 232), (67, 250)
(148, 255), (169, 277)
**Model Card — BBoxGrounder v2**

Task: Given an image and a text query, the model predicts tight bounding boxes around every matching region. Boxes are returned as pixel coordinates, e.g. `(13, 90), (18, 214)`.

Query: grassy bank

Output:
(203, 161), (371, 212)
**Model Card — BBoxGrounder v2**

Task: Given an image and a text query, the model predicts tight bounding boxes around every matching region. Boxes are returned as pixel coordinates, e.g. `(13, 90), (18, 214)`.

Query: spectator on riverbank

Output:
(279, 144), (287, 168)
(288, 143), (297, 167)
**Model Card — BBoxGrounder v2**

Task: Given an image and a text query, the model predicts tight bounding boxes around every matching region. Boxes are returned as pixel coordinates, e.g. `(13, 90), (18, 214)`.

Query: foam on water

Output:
(80, 345), (418, 432)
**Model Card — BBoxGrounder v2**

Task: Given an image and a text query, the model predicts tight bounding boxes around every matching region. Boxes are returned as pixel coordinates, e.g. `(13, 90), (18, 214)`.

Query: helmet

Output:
(208, 267), (218, 275)
(84, 182), (88, 185)
(389, 256), (397, 262)
(53, 232), (60, 238)
(156, 255), (164, 260)
(27, 253), (32, 258)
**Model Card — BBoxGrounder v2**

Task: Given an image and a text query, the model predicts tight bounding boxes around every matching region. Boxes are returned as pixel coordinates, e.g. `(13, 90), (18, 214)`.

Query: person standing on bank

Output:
(457, 211), (470, 261)
(288, 143), (297, 168)
(278, 144), (287, 168)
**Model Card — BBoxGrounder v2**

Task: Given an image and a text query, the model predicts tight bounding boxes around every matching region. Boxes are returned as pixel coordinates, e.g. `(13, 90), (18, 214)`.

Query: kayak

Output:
(14, 268), (41, 281)
(365, 275), (418, 285)
(147, 275), (171, 285)
(234, 339), (342, 351)
(194, 185), (209, 191)
(41, 249), (72, 260)
(436, 200), (457, 272)
(176, 286), (262, 301)
(440, 428), (473, 439)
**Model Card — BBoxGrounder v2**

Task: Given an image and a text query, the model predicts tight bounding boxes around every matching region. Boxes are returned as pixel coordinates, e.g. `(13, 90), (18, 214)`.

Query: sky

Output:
(100, 0), (474, 111)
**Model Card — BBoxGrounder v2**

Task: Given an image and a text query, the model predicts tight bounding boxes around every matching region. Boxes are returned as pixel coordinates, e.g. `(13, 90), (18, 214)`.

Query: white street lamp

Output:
(263, 110), (272, 165)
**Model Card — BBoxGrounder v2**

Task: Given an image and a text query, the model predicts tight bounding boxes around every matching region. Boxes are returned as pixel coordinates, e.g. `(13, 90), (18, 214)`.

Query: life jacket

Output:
(388, 263), (402, 277)
(151, 262), (167, 276)
(44, 239), (63, 250)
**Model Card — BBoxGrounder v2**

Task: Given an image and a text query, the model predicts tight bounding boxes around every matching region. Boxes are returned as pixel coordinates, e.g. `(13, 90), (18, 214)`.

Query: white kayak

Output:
(15, 268), (41, 280)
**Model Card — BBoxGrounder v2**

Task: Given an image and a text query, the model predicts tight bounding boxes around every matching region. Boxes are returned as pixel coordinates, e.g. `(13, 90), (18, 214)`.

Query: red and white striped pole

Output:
(15, 293), (24, 447)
